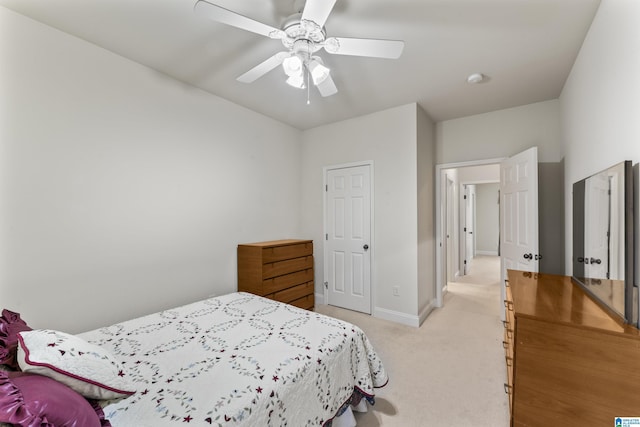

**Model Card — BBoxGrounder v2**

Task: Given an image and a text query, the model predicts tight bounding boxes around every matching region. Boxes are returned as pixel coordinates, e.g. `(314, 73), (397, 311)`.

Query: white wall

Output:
(560, 0), (640, 281)
(475, 183), (500, 255)
(416, 105), (436, 322)
(457, 164), (500, 184)
(436, 99), (562, 164)
(300, 103), (430, 326)
(0, 7), (302, 333)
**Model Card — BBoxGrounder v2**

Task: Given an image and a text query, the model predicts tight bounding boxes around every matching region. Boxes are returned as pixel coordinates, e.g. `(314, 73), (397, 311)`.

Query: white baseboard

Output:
(373, 306), (422, 327)
(476, 250), (499, 256)
(418, 299), (436, 326)
(318, 294), (436, 328)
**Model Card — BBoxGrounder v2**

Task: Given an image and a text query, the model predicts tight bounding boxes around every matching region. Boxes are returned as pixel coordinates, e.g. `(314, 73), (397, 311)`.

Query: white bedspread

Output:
(80, 292), (387, 426)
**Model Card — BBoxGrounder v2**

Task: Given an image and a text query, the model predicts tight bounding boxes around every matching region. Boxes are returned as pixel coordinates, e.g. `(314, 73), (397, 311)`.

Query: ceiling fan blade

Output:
(324, 37), (405, 59)
(316, 73), (338, 97)
(301, 0), (337, 28)
(194, 0), (285, 39)
(237, 52), (290, 83)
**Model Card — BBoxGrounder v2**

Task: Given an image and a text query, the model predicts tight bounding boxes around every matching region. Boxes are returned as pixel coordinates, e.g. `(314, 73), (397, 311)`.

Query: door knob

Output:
(363, 244), (369, 251)
(523, 253), (533, 260)
(590, 257), (601, 265)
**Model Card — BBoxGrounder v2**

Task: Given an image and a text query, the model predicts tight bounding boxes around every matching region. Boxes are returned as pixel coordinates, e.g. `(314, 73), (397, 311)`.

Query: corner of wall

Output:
(416, 103), (437, 320)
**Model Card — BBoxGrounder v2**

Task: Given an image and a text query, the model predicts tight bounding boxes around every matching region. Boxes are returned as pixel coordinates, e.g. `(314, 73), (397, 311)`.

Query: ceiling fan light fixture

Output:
(308, 57), (330, 85)
(286, 74), (306, 89)
(282, 55), (303, 77)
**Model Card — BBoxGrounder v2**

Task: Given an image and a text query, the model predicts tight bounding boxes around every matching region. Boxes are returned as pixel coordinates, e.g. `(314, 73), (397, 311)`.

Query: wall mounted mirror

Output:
(573, 160), (636, 324)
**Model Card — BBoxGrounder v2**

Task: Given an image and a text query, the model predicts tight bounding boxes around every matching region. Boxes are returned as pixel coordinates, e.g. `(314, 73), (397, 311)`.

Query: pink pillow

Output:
(0, 309), (32, 368)
(0, 370), (111, 426)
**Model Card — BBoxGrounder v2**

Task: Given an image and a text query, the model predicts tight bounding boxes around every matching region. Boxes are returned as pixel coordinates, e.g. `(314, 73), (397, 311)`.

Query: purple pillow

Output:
(0, 370), (111, 427)
(0, 310), (32, 368)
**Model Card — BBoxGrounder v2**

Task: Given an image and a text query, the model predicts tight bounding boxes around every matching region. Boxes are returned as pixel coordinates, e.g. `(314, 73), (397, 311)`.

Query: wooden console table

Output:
(504, 270), (640, 426)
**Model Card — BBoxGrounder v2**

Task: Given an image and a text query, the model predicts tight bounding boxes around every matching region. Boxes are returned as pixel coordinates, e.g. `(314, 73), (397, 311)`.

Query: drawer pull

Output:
(505, 279), (510, 287)
(504, 300), (514, 310)
(502, 340), (509, 349)
(505, 356), (513, 367)
(504, 383), (512, 394)
(502, 320), (509, 328)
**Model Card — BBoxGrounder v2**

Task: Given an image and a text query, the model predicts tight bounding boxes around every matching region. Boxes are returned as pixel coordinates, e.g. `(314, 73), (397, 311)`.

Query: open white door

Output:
(445, 176), (455, 285)
(325, 164), (372, 314)
(464, 185), (476, 275)
(500, 147), (539, 315)
(584, 171), (610, 279)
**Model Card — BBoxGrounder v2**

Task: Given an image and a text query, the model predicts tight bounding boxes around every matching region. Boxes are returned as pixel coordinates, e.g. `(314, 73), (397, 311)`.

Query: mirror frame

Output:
(572, 160), (635, 324)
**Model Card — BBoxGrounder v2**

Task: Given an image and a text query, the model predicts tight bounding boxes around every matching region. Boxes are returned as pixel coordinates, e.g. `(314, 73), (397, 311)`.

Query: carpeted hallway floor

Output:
(316, 255), (510, 426)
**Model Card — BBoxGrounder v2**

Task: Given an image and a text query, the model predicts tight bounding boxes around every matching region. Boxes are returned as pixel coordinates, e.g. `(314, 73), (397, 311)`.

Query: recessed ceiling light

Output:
(467, 73), (484, 84)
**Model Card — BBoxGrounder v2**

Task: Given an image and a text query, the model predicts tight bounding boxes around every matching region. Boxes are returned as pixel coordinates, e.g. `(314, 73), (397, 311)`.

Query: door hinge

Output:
(464, 195), (467, 199)
(324, 281), (328, 289)
(325, 184), (328, 191)
(325, 233), (328, 240)
(464, 260), (467, 265)
(464, 227), (467, 232)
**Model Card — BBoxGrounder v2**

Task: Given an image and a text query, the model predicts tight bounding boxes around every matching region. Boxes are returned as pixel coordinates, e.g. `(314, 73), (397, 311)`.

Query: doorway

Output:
(435, 147), (540, 315)
(435, 158), (503, 308)
(465, 182), (501, 261)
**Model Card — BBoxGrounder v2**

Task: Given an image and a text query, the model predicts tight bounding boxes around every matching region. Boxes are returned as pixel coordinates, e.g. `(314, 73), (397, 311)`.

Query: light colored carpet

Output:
(316, 255), (510, 426)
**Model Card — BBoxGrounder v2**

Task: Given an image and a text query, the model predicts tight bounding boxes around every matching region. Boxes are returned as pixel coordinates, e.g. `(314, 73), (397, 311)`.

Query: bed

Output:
(1, 292), (387, 427)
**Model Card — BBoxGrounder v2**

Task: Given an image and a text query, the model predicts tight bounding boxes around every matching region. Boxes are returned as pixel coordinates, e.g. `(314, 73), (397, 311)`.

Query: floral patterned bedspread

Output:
(79, 292), (388, 426)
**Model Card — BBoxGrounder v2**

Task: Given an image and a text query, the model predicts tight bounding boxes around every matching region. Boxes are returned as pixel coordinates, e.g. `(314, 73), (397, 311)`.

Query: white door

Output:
(446, 177), (455, 284)
(325, 165), (372, 314)
(584, 171), (610, 279)
(500, 147), (539, 309)
(464, 185), (476, 274)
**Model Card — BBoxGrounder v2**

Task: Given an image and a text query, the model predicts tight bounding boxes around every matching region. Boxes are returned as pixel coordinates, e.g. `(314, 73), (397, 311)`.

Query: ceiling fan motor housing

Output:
(281, 13), (325, 53)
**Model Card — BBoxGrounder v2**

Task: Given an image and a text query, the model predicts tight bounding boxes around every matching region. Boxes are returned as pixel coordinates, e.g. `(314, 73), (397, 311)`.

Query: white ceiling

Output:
(0, 0), (601, 130)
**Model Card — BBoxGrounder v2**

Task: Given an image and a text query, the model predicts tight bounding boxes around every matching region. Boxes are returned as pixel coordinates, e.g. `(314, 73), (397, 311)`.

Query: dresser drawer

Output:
(272, 281), (314, 304)
(263, 268), (314, 295)
(263, 256), (313, 279)
(289, 294), (314, 310)
(262, 242), (313, 263)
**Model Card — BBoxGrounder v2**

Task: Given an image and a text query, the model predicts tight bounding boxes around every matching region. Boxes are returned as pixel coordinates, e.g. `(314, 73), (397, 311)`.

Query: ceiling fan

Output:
(194, 0), (405, 98)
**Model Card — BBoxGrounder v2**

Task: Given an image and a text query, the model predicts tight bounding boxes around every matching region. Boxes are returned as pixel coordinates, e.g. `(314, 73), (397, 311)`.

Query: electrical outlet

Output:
(393, 286), (399, 296)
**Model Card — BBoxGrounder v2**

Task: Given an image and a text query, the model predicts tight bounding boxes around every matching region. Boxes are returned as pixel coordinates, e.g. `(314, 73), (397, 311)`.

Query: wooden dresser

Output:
(237, 239), (314, 310)
(504, 270), (640, 426)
